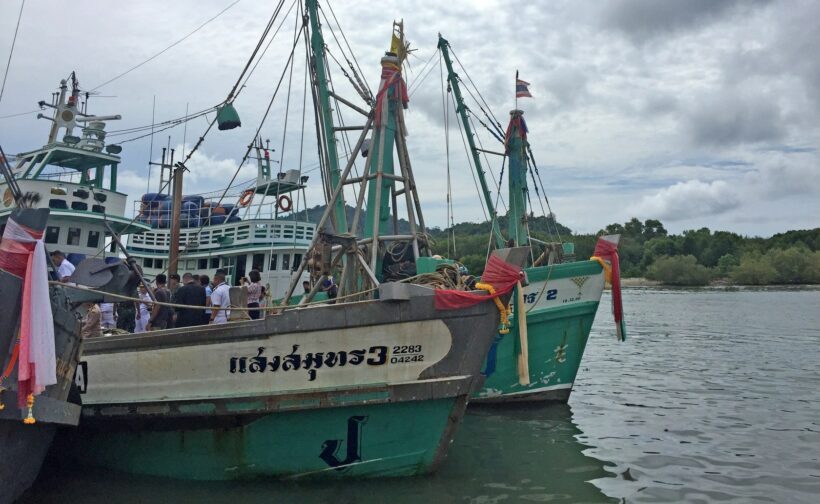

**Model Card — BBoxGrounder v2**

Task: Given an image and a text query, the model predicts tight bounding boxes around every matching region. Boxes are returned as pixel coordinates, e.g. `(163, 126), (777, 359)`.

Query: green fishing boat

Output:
(52, 3), (524, 480)
(437, 36), (625, 403)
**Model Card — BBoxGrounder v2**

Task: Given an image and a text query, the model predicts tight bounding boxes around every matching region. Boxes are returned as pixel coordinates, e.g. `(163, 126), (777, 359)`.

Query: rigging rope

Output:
(323, 0), (373, 100)
(89, 0), (242, 92)
(439, 53), (455, 257)
(0, 0), (25, 107)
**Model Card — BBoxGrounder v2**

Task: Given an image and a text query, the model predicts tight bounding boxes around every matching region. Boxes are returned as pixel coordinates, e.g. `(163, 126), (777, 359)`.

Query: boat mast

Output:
(437, 35), (505, 249)
(306, 0), (348, 232)
(506, 110), (529, 247)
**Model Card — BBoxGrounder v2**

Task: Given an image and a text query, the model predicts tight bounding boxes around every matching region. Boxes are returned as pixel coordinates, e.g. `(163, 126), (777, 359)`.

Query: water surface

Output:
(22, 287), (820, 503)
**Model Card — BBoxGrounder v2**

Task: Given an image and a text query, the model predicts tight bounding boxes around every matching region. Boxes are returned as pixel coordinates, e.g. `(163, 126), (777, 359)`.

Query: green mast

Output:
(307, 0), (347, 232)
(437, 35), (505, 249)
(506, 110), (529, 246)
(363, 59), (400, 241)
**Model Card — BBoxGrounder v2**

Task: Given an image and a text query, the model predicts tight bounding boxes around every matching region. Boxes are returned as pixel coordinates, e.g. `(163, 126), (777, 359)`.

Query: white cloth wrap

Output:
(4, 217), (57, 392)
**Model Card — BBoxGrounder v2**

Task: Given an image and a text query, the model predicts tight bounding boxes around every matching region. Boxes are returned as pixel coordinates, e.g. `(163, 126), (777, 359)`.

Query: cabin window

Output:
(293, 253), (302, 271)
(45, 226), (60, 244)
(252, 253), (265, 272)
(143, 258), (152, 268)
(210, 258), (219, 269)
(269, 254), (277, 271)
(87, 230), (100, 248)
(155, 259), (164, 269)
(198, 259), (208, 270)
(282, 253), (290, 271)
(66, 227), (81, 246)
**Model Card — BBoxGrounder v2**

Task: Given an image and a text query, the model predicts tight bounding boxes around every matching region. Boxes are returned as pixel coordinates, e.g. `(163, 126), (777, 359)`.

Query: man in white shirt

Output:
(209, 269), (231, 324)
(50, 250), (75, 282)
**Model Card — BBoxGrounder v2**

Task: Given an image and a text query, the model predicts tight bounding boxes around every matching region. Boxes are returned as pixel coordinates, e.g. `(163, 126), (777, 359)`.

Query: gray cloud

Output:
(683, 92), (785, 147)
(601, 0), (770, 43)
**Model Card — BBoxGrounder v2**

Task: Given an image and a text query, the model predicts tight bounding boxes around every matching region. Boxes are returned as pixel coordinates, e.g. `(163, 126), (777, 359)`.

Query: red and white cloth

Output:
(0, 216), (57, 406)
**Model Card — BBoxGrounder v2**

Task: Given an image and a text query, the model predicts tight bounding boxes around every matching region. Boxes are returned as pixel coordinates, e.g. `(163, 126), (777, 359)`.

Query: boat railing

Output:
(129, 218), (315, 250)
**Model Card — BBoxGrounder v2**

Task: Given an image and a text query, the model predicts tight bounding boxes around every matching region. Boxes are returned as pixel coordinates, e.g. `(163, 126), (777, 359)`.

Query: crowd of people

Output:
(55, 249), (339, 338)
(81, 268), (270, 337)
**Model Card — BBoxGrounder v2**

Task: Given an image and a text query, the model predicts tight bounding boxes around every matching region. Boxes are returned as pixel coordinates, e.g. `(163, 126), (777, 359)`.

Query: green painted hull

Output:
(473, 260), (604, 403)
(62, 398), (460, 480)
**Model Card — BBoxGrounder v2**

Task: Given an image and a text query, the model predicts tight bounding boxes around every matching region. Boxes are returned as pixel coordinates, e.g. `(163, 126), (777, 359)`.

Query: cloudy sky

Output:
(1, 0), (818, 236)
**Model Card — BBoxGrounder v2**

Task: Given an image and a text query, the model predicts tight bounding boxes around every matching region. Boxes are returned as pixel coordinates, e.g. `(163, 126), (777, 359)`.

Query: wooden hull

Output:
(58, 284), (503, 479)
(0, 209), (83, 504)
(473, 260), (605, 404)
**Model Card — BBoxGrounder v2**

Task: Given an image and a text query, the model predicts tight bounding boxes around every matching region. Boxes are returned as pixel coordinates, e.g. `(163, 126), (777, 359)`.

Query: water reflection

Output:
(23, 404), (615, 504)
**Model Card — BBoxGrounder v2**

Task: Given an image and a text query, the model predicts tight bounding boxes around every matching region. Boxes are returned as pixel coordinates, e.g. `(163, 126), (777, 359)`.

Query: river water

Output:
(21, 287), (820, 503)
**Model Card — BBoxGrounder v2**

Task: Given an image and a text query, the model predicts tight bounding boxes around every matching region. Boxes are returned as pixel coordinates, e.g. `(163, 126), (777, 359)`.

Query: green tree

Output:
(731, 253), (777, 285)
(717, 253), (740, 276)
(643, 236), (680, 267)
(646, 255), (711, 286)
(765, 247), (820, 284)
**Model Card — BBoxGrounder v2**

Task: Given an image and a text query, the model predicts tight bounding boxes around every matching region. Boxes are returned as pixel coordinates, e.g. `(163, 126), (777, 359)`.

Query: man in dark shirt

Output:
(147, 274), (174, 330)
(174, 272), (207, 327)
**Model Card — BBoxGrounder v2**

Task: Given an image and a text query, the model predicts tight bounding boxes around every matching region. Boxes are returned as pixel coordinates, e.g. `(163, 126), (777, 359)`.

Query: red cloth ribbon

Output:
(434, 255), (522, 310)
(374, 65), (409, 127)
(593, 237), (626, 341)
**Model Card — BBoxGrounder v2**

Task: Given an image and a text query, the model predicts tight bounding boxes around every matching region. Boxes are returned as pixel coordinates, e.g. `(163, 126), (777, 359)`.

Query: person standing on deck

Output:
(175, 272), (206, 327)
(100, 302), (117, 330)
(134, 284), (151, 333)
(200, 274), (212, 325)
(81, 302), (102, 339)
(247, 270), (262, 320)
(209, 269), (230, 324)
(168, 273), (181, 328)
(147, 274), (173, 331)
(50, 250), (75, 282)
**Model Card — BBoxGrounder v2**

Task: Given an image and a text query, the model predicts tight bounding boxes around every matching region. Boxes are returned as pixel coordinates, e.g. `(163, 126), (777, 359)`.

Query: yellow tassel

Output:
(0, 385), (5, 411)
(23, 394), (36, 424)
(476, 282), (511, 334)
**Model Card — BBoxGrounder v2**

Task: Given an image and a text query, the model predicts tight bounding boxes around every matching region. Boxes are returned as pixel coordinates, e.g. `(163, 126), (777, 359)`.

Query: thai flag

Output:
(516, 78), (532, 98)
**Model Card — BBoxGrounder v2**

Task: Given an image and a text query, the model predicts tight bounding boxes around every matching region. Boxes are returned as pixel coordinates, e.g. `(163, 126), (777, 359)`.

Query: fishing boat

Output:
(127, 138), (312, 297)
(0, 73), (150, 261)
(0, 206), (80, 504)
(437, 36), (624, 403)
(54, 2), (524, 480)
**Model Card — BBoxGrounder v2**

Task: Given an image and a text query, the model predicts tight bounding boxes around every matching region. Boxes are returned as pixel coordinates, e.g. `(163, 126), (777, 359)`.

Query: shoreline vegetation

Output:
(425, 215), (820, 287)
(296, 206), (818, 287)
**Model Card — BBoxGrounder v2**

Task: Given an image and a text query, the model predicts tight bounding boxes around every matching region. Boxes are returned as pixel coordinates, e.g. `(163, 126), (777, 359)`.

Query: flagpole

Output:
(515, 69), (518, 110)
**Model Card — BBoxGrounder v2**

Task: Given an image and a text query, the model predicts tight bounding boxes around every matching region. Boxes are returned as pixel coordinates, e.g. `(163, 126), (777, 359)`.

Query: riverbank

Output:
(621, 277), (820, 288)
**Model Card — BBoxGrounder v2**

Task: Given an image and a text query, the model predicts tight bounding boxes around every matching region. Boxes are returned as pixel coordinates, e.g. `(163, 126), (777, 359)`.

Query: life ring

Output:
(238, 189), (254, 207)
(277, 194), (292, 212)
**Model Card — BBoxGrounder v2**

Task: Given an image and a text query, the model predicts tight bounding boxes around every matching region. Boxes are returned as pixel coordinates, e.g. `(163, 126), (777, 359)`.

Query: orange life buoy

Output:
(238, 189), (254, 207)
(277, 194), (292, 212)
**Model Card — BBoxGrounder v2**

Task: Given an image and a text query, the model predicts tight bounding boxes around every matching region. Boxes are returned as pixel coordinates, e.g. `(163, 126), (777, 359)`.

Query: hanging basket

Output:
(216, 103), (241, 131)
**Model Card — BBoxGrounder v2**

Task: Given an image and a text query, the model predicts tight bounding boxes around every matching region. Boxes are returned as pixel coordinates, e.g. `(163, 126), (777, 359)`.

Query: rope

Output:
(49, 280), (376, 313)
(89, 0), (242, 92)
(323, 0), (373, 100)
(525, 263), (555, 313)
(0, 0), (25, 107)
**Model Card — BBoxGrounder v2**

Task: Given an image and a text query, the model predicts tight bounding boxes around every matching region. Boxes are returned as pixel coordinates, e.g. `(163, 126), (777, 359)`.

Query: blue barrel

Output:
(104, 257), (121, 265)
(209, 214), (226, 225)
(182, 195), (205, 208)
(181, 201), (199, 214)
(227, 215), (241, 223)
(142, 193), (169, 207)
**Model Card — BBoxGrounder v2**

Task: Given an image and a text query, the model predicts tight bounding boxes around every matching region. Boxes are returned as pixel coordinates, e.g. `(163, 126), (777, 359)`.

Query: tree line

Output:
(428, 216), (820, 286)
